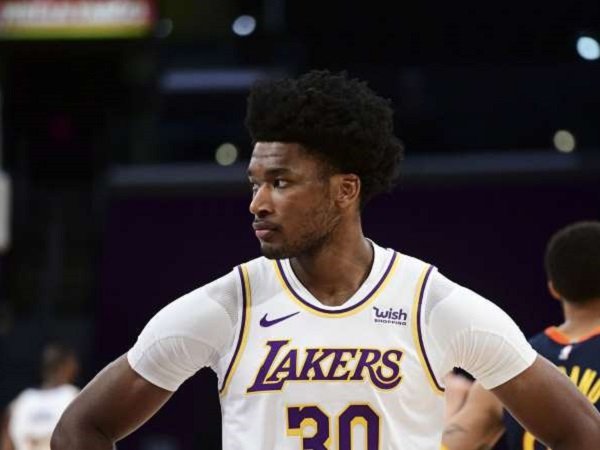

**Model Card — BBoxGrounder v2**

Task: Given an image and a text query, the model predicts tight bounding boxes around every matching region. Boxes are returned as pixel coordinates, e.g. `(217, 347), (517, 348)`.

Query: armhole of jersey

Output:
(410, 264), (445, 395)
(219, 264), (252, 396)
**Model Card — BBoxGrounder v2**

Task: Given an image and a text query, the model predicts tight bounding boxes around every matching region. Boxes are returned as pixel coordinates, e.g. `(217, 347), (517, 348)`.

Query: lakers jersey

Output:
(8, 384), (79, 450)
(215, 248), (446, 449)
(503, 327), (600, 450)
(128, 241), (536, 450)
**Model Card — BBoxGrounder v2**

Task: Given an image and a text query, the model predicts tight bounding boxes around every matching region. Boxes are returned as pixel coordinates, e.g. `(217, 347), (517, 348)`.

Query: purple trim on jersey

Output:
(219, 265), (248, 393)
(416, 265), (445, 392)
(276, 251), (398, 315)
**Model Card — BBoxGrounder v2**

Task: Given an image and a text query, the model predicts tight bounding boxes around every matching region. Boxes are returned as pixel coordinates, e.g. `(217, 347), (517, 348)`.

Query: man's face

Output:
(247, 142), (341, 259)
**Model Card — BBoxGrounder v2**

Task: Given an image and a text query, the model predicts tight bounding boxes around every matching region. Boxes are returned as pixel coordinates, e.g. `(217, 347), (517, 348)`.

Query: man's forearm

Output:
(549, 415), (600, 450)
(51, 419), (116, 450)
(50, 355), (173, 450)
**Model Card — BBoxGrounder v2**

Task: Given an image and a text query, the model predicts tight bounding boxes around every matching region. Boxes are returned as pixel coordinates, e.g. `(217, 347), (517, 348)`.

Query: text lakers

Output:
(247, 339), (404, 392)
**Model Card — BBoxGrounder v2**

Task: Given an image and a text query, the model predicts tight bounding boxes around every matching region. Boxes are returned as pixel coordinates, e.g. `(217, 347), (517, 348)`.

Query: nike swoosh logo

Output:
(260, 311), (300, 327)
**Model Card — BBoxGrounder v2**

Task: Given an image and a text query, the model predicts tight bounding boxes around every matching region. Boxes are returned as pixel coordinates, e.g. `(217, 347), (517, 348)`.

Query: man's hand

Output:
(443, 379), (504, 450)
(443, 372), (474, 420)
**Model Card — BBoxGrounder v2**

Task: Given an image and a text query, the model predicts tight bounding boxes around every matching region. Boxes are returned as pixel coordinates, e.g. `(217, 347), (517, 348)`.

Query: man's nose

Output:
(249, 184), (273, 216)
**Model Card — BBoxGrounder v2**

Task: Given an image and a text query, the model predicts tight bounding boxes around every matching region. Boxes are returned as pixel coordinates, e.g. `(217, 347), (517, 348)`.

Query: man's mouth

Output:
(255, 229), (274, 240)
(253, 221), (278, 240)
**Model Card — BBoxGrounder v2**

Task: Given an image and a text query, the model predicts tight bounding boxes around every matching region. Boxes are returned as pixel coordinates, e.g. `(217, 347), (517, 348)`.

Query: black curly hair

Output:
(545, 221), (600, 303)
(245, 70), (404, 206)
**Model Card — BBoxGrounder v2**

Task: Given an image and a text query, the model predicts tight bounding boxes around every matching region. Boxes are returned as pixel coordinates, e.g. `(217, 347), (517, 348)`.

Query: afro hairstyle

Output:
(245, 70), (404, 206)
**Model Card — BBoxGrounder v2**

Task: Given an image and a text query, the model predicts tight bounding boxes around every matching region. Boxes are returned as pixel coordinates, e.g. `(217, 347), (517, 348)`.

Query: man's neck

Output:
(558, 298), (600, 340)
(290, 225), (373, 307)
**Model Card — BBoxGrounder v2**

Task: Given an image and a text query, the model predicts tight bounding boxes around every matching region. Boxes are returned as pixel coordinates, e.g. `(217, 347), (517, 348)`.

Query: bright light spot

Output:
(576, 36), (600, 60)
(155, 18), (173, 38)
(232, 15), (256, 36)
(215, 143), (239, 166)
(553, 130), (576, 153)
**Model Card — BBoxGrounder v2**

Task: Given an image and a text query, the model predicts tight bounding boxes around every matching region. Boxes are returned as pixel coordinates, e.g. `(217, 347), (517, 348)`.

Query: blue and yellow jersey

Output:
(503, 326), (600, 450)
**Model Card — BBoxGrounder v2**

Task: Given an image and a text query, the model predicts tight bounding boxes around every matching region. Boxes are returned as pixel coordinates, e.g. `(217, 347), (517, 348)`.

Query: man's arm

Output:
(51, 355), (172, 450)
(492, 355), (600, 450)
(443, 380), (505, 450)
(444, 356), (600, 450)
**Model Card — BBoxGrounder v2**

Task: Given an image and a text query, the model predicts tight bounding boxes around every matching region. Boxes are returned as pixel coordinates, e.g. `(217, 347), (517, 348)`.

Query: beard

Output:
(260, 201), (341, 260)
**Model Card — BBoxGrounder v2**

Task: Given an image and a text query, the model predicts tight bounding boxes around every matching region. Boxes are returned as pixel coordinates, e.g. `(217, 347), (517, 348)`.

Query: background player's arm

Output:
(442, 381), (505, 450)
(0, 407), (15, 450)
(51, 355), (172, 450)
(492, 355), (600, 450)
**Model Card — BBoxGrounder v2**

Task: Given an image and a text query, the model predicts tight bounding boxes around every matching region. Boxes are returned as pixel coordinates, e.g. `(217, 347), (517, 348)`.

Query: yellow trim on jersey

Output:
(272, 254), (400, 318)
(220, 264), (252, 397)
(411, 265), (445, 396)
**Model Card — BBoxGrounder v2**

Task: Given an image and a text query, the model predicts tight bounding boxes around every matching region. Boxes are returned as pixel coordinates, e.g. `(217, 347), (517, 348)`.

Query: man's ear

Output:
(333, 174), (361, 209)
(548, 280), (562, 301)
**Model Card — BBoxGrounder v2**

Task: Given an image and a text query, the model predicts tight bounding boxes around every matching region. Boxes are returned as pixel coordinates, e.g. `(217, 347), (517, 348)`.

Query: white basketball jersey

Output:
(215, 247), (445, 450)
(8, 385), (79, 450)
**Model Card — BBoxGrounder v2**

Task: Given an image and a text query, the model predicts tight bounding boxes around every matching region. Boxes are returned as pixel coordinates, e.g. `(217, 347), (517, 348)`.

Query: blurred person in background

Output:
(1, 343), (79, 450)
(443, 221), (600, 450)
(52, 70), (600, 450)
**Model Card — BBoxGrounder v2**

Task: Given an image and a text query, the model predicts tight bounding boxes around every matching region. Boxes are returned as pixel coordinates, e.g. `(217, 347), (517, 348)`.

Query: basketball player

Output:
(1, 343), (79, 450)
(51, 71), (600, 450)
(442, 221), (600, 450)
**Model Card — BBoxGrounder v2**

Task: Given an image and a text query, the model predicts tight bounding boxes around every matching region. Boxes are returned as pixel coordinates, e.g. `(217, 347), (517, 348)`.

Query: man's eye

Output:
(273, 179), (288, 189)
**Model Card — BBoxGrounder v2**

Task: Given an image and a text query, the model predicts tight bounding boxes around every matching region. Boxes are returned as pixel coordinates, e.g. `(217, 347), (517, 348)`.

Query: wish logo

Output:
(372, 306), (408, 326)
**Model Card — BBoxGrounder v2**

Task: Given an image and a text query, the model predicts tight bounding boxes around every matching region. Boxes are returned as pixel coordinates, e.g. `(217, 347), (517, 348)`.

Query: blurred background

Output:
(0, 0), (599, 449)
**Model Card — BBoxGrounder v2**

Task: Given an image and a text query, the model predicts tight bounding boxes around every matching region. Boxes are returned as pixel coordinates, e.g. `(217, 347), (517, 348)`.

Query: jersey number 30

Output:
(287, 404), (379, 450)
